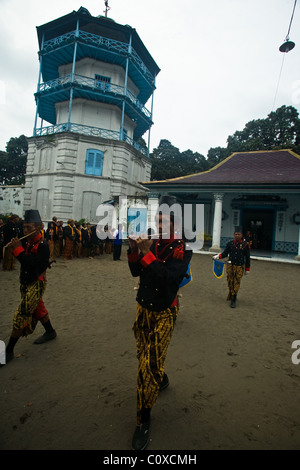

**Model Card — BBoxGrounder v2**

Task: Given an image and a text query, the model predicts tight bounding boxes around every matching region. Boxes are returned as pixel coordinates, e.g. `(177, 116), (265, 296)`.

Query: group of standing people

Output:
(1, 215), (123, 270)
(50, 218), (119, 261)
(44, 217), (99, 261)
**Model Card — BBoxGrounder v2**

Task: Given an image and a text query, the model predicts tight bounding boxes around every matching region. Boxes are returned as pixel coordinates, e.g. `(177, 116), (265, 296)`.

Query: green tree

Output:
(206, 146), (231, 168)
(0, 135), (28, 185)
(207, 105), (300, 168)
(180, 150), (209, 175)
(150, 139), (207, 180)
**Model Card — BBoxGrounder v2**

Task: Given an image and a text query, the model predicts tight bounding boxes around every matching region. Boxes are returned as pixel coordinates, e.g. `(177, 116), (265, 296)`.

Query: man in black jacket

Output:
(128, 196), (192, 450)
(2, 210), (56, 365)
(213, 227), (250, 308)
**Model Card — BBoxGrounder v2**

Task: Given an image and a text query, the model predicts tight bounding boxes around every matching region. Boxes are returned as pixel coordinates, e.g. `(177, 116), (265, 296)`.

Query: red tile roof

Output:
(147, 150), (300, 185)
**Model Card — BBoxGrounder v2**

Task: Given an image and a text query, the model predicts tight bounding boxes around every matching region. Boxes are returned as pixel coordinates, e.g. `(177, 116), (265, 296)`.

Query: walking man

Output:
(213, 227), (250, 308)
(127, 196), (192, 450)
(2, 210), (56, 365)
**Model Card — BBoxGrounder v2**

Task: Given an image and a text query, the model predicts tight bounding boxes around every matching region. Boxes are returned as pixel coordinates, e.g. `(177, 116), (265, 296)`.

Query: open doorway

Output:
(242, 209), (275, 250)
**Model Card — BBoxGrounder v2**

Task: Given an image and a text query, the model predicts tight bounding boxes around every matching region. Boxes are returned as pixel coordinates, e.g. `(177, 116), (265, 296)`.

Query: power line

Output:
(286, 0), (298, 40)
(272, 0), (297, 110)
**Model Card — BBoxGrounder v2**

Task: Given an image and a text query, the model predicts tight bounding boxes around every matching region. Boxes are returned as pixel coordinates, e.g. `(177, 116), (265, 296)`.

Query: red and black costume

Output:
(12, 233), (50, 335)
(128, 236), (192, 310)
(217, 238), (250, 305)
(128, 235), (192, 427)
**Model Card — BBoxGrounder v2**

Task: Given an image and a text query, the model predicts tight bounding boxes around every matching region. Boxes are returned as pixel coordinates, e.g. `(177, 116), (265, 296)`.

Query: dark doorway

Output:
(242, 209), (275, 250)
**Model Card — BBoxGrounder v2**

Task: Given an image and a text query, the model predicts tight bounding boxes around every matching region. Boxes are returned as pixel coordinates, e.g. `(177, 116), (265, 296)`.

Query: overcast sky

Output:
(0, 0), (299, 156)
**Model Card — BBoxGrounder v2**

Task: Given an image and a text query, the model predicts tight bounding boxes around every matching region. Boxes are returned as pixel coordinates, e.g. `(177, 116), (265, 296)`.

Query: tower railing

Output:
(34, 122), (149, 156)
(38, 73), (152, 119)
(41, 29), (155, 87)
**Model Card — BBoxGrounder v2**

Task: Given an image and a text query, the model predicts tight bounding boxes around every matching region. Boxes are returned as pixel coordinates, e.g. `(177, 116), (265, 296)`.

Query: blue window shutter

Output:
(87, 152), (95, 168)
(86, 149), (104, 176)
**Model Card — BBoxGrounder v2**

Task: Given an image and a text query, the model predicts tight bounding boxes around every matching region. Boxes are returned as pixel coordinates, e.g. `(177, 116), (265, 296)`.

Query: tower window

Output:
(85, 149), (104, 176)
(95, 74), (111, 91)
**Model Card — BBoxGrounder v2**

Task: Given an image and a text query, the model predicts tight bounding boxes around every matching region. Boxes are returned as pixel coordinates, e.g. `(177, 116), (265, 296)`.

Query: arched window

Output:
(85, 149), (104, 176)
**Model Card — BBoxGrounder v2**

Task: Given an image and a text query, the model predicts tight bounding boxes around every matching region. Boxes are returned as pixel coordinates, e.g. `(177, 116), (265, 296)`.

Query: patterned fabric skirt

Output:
(226, 264), (244, 299)
(2, 245), (15, 271)
(54, 240), (61, 258)
(64, 238), (74, 259)
(13, 281), (48, 336)
(133, 303), (178, 424)
(48, 240), (55, 259)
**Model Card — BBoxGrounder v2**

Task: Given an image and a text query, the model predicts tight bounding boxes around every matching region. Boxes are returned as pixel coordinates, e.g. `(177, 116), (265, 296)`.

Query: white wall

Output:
(0, 186), (24, 217)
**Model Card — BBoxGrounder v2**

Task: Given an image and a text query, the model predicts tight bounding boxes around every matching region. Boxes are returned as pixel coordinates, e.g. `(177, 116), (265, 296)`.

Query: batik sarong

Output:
(48, 240), (55, 259)
(13, 281), (48, 336)
(2, 245), (15, 271)
(226, 264), (244, 300)
(133, 303), (178, 425)
(64, 238), (74, 259)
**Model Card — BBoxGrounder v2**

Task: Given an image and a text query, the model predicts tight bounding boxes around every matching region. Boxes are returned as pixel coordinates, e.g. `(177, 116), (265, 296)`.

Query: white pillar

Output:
(209, 193), (224, 252)
(147, 193), (159, 232)
(295, 225), (300, 261)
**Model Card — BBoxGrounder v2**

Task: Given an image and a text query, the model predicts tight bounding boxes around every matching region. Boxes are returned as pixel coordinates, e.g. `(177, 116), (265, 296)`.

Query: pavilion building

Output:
(141, 149), (300, 260)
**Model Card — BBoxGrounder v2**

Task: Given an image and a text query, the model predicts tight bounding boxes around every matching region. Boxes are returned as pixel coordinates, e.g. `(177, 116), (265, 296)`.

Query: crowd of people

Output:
(0, 214), (122, 270)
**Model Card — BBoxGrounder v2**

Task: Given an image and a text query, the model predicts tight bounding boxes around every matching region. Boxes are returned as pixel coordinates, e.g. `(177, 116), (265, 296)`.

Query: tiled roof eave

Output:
(142, 181), (300, 191)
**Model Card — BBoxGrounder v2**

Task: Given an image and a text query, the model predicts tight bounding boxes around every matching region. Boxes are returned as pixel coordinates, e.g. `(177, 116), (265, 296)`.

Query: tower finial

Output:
(104, 0), (111, 18)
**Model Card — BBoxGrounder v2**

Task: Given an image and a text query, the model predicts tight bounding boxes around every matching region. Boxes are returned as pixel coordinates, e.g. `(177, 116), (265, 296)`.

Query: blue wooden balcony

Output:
(35, 73), (153, 140)
(33, 122), (149, 157)
(39, 29), (156, 104)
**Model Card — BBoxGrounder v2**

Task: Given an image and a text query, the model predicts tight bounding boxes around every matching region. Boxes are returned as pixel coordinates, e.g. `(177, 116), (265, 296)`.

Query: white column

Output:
(295, 225), (300, 261)
(209, 193), (224, 252)
(147, 193), (159, 232)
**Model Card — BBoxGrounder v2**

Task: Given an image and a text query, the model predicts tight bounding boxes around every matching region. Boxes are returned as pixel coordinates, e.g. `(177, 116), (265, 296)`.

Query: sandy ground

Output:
(0, 248), (300, 451)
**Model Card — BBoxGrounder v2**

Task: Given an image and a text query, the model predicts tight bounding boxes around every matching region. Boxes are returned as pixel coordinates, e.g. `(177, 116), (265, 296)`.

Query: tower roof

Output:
(36, 7), (160, 78)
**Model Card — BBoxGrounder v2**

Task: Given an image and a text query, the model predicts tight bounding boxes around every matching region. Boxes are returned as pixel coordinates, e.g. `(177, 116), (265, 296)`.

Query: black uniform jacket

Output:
(220, 239), (250, 270)
(12, 234), (50, 284)
(128, 237), (192, 311)
(3, 222), (20, 245)
(63, 225), (75, 240)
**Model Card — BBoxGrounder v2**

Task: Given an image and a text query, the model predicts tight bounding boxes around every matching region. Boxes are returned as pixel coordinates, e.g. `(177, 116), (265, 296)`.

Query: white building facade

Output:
(142, 150), (300, 260)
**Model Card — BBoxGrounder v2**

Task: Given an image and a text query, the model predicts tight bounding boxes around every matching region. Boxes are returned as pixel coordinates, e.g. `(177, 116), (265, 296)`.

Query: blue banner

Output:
(213, 259), (225, 279)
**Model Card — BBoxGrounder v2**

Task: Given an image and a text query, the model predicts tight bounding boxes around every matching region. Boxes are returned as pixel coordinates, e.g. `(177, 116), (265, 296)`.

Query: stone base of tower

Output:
(24, 132), (151, 224)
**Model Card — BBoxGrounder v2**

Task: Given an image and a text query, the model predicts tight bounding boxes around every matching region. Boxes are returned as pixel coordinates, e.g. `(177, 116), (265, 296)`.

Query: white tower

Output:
(24, 6), (160, 223)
